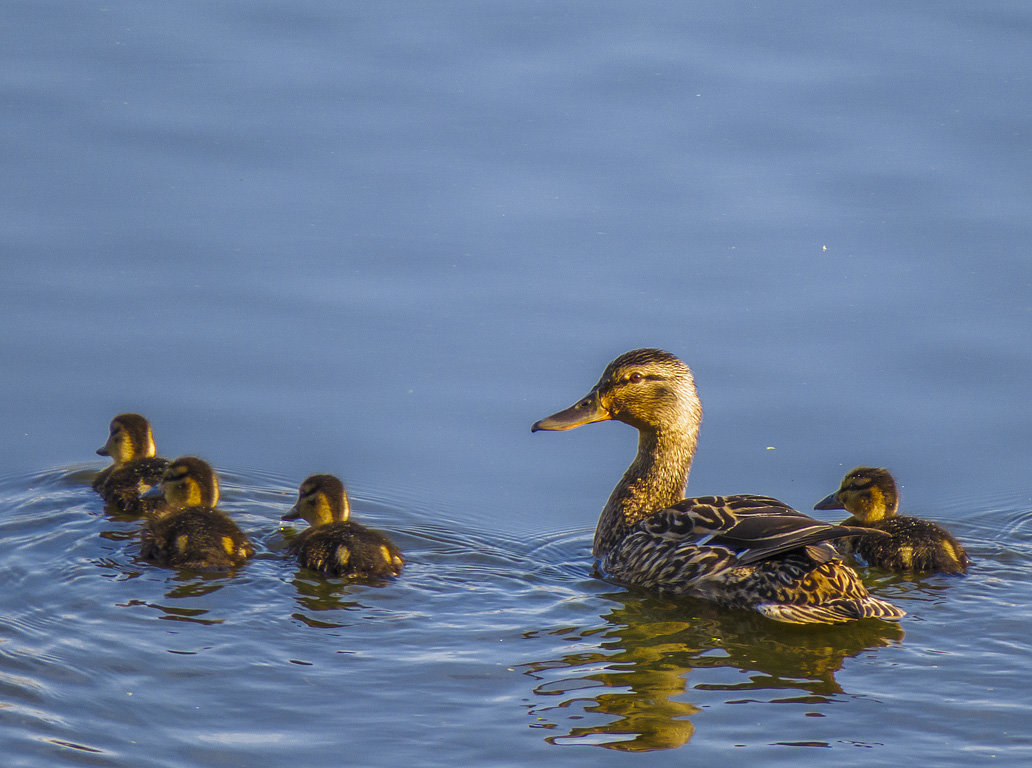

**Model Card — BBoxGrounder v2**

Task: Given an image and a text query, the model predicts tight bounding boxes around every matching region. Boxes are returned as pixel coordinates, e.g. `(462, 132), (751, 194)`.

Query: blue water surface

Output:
(1, 1), (1031, 766)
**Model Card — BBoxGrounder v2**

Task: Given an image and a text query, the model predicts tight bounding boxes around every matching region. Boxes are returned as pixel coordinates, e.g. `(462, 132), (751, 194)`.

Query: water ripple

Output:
(1, 466), (1031, 760)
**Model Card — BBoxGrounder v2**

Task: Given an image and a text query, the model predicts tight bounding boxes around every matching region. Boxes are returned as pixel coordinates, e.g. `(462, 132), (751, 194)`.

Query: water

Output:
(2, 1), (1031, 765)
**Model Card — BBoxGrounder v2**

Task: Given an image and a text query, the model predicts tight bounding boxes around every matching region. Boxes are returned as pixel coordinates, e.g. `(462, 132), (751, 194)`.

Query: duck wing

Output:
(641, 495), (886, 565)
(600, 495), (904, 624)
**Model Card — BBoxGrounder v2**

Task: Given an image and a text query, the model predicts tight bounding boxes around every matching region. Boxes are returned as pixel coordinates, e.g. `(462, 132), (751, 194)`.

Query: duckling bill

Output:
(282, 474), (403, 579)
(815, 467), (969, 574)
(92, 413), (169, 516)
(140, 456), (253, 571)
(533, 348), (905, 625)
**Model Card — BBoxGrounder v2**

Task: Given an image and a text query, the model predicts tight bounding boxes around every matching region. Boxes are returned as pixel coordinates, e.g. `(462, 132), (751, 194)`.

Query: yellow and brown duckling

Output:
(814, 467), (970, 574)
(92, 413), (170, 516)
(532, 348), (905, 625)
(282, 474), (403, 579)
(139, 456), (254, 570)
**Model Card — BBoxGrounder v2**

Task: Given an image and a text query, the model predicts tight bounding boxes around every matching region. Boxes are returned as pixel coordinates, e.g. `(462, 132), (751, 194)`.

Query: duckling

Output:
(282, 474), (403, 579)
(532, 348), (905, 625)
(140, 456), (254, 570)
(92, 413), (169, 516)
(814, 467), (969, 574)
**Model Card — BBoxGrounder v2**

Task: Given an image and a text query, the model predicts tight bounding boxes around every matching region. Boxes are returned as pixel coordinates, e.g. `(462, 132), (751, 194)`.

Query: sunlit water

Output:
(2, 0), (1032, 765)
(2, 465), (1031, 766)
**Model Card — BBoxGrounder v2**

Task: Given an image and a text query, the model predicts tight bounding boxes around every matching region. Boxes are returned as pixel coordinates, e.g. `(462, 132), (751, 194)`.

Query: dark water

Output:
(2, 1), (1031, 765)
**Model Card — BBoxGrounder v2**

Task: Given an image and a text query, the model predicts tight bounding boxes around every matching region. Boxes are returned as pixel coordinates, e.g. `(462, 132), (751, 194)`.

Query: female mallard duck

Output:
(282, 474), (403, 579)
(532, 348), (905, 625)
(92, 413), (169, 515)
(814, 467), (970, 574)
(140, 456), (254, 570)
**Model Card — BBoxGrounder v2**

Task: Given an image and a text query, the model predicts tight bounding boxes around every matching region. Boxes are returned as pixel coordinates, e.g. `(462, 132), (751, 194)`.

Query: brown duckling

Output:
(282, 474), (403, 579)
(140, 456), (254, 570)
(532, 348), (904, 625)
(814, 467), (969, 574)
(92, 413), (169, 516)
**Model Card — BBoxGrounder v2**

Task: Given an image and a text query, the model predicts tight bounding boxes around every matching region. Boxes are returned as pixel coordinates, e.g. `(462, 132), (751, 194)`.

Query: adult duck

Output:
(532, 348), (905, 625)
(815, 467), (969, 574)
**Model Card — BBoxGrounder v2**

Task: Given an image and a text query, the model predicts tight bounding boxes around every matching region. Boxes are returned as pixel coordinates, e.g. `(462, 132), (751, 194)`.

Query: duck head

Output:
(283, 474), (350, 527)
(814, 466), (899, 523)
(96, 413), (157, 465)
(531, 348), (702, 435)
(145, 456), (220, 509)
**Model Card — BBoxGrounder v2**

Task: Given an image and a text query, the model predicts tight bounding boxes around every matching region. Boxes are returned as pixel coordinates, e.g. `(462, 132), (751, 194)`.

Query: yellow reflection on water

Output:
(287, 574), (367, 627)
(518, 591), (904, 751)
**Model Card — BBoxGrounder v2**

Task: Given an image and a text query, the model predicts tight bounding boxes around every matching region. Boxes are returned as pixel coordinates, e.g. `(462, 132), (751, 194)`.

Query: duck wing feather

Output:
(639, 495), (887, 565)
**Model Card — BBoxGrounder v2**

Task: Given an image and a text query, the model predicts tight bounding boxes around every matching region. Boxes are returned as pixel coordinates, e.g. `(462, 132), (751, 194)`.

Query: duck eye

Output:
(628, 372), (644, 384)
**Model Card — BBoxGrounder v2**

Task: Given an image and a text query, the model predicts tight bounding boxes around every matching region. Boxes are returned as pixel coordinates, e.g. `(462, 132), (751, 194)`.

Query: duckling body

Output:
(142, 507), (254, 570)
(290, 522), (404, 578)
(140, 457), (253, 571)
(283, 474), (403, 579)
(815, 467), (969, 574)
(533, 348), (905, 625)
(93, 413), (169, 516)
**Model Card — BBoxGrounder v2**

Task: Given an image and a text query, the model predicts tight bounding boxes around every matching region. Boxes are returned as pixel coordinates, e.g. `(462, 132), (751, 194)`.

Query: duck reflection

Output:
(113, 575), (232, 625)
(287, 574), (367, 627)
(518, 590), (904, 751)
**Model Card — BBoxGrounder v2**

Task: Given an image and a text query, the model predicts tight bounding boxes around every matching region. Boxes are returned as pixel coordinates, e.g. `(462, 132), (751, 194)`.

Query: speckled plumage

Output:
(92, 413), (169, 516)
(533, 348), (905, 625)
(815, 467), (969, 574)
(140, 456), (253, 571)
(141, 506), (254, 570)
(283, 474), (403, 579)
(289, 522), (404, 579)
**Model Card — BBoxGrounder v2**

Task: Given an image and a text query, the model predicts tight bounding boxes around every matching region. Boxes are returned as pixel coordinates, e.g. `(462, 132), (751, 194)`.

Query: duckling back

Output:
(839, 515), (970, 574)
(142, 506), (254, 571)
(94, 457), (170, 516)
(290, 522), (403, 579)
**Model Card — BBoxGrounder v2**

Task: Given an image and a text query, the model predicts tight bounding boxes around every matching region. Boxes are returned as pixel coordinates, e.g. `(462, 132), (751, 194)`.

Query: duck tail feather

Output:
(756, 598), (906, 625)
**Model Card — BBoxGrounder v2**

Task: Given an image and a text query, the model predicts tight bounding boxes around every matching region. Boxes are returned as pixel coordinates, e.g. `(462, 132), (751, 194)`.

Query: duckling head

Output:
(532, 348), (702, 435)
(96, 413), (157, 465)
(155, 456), (220, 509)
(814, 467), (899, 523)
(283, 474), (350, 527)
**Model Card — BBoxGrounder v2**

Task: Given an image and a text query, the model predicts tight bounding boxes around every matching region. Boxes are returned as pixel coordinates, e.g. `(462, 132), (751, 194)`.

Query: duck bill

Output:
(140, 485), (164, 500)
(282, 505), (301, 521)
(813, 492), (845, 511)
(532, 390), (610, 432)
(96, 446), (110, 457)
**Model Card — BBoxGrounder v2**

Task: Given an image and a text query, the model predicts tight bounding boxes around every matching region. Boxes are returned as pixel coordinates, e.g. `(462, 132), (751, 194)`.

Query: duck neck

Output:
(592, 425), (697, 559)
